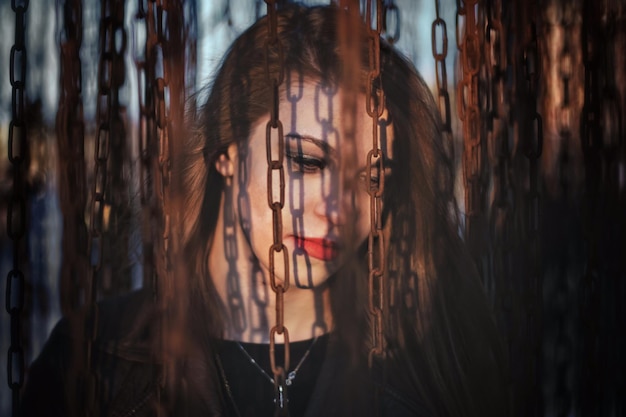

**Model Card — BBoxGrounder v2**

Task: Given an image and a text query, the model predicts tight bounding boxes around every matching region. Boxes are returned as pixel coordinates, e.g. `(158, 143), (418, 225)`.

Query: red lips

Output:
(294, 237), (339, 261)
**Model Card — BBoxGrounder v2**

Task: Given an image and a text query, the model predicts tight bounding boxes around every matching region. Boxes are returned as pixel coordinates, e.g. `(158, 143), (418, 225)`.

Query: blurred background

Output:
(1, 0), (624, 416)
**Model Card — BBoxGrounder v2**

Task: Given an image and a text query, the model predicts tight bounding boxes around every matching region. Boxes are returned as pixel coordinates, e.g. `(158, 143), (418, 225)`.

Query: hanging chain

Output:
(6, 1), (29, 415)
(136, 1), (189, 411)
(134, 0), (158, 293)
(484, 0), (508, 308)
(57, 0), (88, 314)
(484, 0), (517, 384)
(82, 1), (127, 414)
(263, 1), (290, 414)
(432, 0), (451, 133)
(363, 0), (387, 368)
(556, 1), (574, 151)
(431, 0), (459, 226)
(154, 0), (188, 312)
(135, 0), (180, 301)
(104, 0), (130, 297)
(382, 0), (400, 45)
(457, 0), (488, 266)
(155, 0), (173, 285)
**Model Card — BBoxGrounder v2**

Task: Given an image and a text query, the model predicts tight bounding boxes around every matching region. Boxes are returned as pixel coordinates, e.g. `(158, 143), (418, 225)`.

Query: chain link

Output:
(154, 1), (172, 283)
(263, 1), (290, 414)
(134, 0), (158, 293)
(56, 0), (89, 315)
(457, 0), (488, 254)
(382, 0), (400, 45)
(135, 1), (190, 411)
(55, 2), (93, 415)
(7, 2), (29, 415)
(363, 0), (387, 369)
(483, 0), (507, 309)
(431, 0), (458, 226)
(81, 1), (128, 414)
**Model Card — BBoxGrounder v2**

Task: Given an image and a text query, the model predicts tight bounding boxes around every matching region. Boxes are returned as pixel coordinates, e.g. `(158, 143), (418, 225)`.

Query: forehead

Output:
(279, 77), (393, 158)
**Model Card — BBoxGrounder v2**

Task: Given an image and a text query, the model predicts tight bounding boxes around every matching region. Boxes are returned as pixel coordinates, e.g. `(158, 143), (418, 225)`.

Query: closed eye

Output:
(358, 165), (392, 191)
(286, 151), (328, 173)
(358, 169), (380, 190)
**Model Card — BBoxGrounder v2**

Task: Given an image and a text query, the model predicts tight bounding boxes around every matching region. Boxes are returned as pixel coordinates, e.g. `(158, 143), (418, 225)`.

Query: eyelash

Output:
(359, 170), (380, 187)
(286, 152), (328, 173)
(285, 151), (387, 187)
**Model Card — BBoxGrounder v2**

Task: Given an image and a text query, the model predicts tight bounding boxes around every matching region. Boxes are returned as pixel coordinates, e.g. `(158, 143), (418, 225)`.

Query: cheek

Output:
(242, 157), (275, 241)
(352, 190), (372, 242)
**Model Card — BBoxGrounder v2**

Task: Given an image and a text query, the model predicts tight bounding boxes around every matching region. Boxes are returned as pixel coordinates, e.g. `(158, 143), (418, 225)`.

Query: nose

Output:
(314, 193), (346, 226)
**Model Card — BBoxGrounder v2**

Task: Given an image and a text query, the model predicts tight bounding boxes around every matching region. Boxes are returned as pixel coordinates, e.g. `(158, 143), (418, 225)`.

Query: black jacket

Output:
(21, 290), (432, 417)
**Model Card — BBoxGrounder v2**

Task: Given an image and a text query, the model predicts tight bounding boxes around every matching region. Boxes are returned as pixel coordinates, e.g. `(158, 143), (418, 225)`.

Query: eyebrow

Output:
(285, 133), (336, 158)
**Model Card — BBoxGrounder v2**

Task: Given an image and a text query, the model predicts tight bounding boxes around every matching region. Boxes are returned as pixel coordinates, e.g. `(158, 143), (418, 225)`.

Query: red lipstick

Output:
(295, 237), (339, 261)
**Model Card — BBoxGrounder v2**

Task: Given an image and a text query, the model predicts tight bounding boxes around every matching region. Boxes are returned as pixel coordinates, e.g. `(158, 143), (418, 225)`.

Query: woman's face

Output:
(226, 78), (393, 289)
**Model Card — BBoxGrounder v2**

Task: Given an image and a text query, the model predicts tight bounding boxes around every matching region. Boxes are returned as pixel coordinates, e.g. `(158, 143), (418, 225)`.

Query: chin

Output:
(290, 261), (336, 289)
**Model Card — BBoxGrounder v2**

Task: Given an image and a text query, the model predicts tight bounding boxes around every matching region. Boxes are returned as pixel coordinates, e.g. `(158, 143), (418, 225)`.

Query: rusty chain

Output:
(81, 1), (128, 414)
(431, 0), (459, 228)
(483, 0), (506, 307)
(483, 0), (517, 384)
(104, 2), (131, 298)
(135, 1), (190, 411)
(6, 1), (29, 415)
(363, 0), (387, 369)
(382, 0), (400, 45)
(56, 0), (89, 315)
(55, 2), (92, 415)
(140, 0), (185, 311)
(457, 0), (488, 265)
(155, 1), (173, 283)
(263, 1), (290, 414)
(134, 0), (158, 294)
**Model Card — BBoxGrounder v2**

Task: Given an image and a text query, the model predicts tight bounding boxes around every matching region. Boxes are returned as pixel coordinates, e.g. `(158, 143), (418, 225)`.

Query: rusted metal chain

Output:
(457, 0), (487, 268)
(431, 0), (459, 230)
(7, 1), (29, 415)
(364, 0), (387, 369)
(263, 1), (290, 414)
(56, 0), (89, 315)
(134, 0), (158, 294)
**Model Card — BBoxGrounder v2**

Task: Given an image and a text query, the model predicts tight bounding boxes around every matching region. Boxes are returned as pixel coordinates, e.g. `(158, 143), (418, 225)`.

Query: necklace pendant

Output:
(274, 385), (289, 416)
(285, 371), (296, 386)
(278, 385), (285, 408)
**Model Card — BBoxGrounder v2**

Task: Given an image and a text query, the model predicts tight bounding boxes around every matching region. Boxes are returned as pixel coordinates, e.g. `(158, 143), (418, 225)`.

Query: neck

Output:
(208, 193), (333, 343)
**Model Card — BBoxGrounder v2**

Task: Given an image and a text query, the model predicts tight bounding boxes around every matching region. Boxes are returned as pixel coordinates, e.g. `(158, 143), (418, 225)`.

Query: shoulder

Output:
(93, 289), (159, 359)
(21, 289), (160, 417)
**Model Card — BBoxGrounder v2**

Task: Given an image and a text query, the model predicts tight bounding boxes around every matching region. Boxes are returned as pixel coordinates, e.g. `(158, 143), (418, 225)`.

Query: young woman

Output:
(22, 4), (509, 417)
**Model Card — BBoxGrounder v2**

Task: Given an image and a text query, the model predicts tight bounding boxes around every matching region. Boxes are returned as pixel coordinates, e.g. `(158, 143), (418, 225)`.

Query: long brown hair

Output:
(177, 4), (509, 417)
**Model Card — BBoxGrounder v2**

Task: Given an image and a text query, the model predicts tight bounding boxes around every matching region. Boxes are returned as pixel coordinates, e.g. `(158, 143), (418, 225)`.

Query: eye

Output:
(286, 151), (328, 173)
(358, 169), (380, 190)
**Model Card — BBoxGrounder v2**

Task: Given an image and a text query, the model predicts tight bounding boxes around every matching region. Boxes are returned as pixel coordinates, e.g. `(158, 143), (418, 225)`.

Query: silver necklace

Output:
(236, 336), (319, 386)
